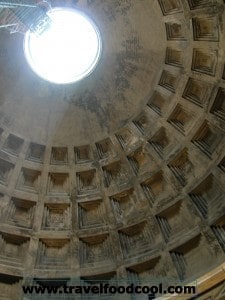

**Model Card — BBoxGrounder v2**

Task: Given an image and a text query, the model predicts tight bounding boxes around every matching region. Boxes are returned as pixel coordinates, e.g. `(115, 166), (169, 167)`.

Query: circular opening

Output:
(24, 8), (102, 84)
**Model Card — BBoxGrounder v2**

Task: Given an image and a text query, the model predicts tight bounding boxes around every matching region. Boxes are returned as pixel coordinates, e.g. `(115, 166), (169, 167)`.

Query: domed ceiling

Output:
(0, 0), (225, 298)
(0, 0), (165, 144)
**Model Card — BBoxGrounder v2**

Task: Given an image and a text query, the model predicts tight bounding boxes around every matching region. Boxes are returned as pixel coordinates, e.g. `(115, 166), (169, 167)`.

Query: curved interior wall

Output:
(0, 0), (224, 298)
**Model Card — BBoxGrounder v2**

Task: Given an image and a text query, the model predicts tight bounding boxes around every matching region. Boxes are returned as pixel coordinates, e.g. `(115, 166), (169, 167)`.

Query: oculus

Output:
(24, 8), (102, 84)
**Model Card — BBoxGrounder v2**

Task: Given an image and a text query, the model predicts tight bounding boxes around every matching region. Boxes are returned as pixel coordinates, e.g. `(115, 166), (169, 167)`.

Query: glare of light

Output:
(24, 8), (102, 84)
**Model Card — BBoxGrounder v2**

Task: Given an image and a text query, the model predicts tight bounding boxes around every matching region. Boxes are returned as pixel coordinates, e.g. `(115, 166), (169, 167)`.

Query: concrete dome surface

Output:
(0, 0), (224, 298)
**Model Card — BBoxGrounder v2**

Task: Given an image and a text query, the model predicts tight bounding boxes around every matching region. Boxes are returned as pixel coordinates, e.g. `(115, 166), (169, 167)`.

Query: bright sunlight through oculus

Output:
(24, 8), (102, 84)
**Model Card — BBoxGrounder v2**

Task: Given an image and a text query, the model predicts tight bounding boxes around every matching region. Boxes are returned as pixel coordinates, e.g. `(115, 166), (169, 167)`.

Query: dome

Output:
(0, 0), (225, 298)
